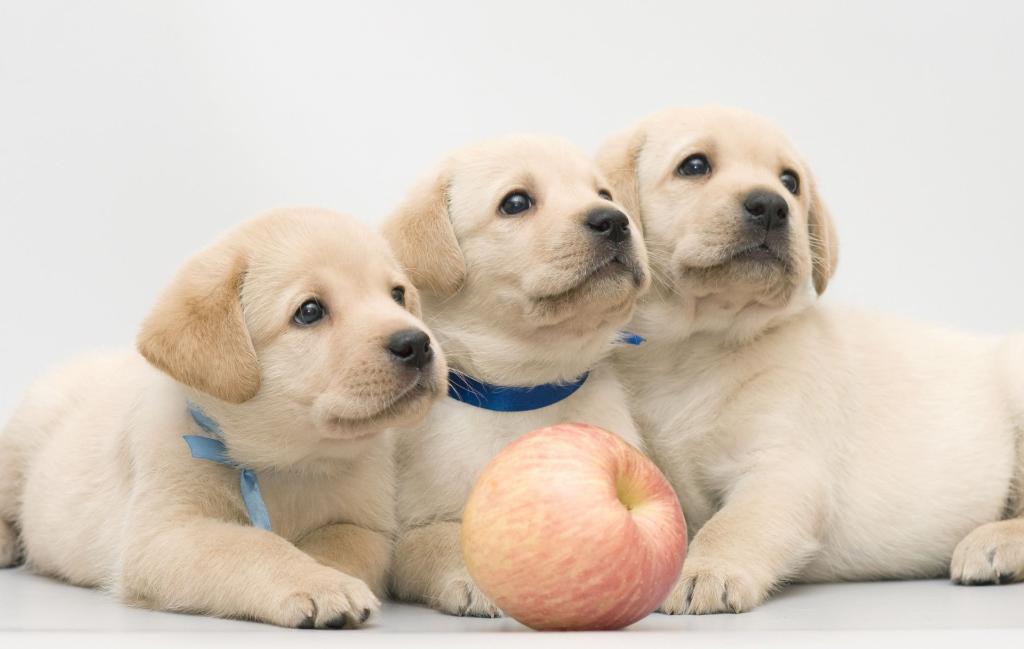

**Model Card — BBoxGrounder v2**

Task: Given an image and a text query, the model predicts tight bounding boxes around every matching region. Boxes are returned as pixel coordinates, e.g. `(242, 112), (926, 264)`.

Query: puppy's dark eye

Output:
(780, 170), (800, 195)
(293, 299), (326, 326)
(391, 286), (406, 306)
(598, 189), (613, 201)
(499, 191), (533, 216)
(677, 154), (711, 177)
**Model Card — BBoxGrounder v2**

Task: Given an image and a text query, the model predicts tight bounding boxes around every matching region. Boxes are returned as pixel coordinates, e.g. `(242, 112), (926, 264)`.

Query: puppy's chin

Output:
(526, 259), (646, 328)
(313, 380), (440, 441)
(675, 239), (798, 300)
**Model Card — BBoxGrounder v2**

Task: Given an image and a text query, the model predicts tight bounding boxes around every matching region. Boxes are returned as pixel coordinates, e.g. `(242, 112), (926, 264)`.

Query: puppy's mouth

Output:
(534, 252), (645, 304)
(678, 235), (793, 291)
(321, 379), (436, 438)
(730, 241), (787, 265)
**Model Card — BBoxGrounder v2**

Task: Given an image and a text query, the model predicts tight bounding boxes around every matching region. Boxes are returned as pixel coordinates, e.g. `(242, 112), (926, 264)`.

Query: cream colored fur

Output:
(0, 208), (447, 628)
(383, 136), (651, 616)
(598, 106), (1024, 614)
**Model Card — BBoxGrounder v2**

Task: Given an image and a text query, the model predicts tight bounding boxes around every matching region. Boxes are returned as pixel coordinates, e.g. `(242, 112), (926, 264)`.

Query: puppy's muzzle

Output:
(386, 329), (434, 370)
(585, 207), (631, 245)
(727, 189), (792, 263)
(579, 206), (646, 288)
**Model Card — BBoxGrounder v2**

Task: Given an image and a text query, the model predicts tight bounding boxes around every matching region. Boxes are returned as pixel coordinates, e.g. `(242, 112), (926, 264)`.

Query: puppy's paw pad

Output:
(0, 521), (20, 569)
(951, 522), (1024, 586)
(436, 576), (502, 618)
(678, 561), (768, 615)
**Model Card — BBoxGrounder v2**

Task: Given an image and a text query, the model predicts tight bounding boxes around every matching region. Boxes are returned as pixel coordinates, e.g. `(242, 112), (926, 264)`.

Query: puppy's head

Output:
(597, 106), (837, 340)
(138, 208), (447, 459)
(383, 136), (650, 382)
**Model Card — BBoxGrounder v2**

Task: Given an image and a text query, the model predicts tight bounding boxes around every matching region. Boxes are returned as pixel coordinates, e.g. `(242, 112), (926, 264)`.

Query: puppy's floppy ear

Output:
(382, 166), (465, 297)
(806, 172), (839, 295)
(137, 242), (260, 403)
(595, 126), (646, 228)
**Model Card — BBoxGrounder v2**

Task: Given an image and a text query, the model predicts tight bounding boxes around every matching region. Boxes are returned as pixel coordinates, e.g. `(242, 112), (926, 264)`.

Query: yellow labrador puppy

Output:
(598, 107), (1024, 614)
(0, 208), (447, 628)
(383, 136), (651, 616)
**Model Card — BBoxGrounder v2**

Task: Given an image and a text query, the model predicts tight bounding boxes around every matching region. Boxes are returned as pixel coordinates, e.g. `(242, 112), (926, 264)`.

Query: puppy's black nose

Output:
(743, 190), (789, 231)
(386, 329), (433, 370)
(585, 208), (631, 244)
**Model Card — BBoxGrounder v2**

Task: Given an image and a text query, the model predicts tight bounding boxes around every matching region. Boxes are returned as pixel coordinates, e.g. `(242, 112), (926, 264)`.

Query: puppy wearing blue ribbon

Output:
(383, 136), (651, 617)
(0, 209), (447, 628)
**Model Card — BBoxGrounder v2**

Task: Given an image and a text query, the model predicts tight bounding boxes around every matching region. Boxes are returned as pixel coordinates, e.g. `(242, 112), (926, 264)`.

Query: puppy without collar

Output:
(599, 106), (1024, 614)
(0, 208), (447, 628)
(383, 135), (651, 616)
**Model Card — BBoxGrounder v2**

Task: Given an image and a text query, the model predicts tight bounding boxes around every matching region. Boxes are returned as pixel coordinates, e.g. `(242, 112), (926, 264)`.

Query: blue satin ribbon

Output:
(618, 331), (646, 346)
(183, 403), (272, 531)
(446, 331), (645, 412)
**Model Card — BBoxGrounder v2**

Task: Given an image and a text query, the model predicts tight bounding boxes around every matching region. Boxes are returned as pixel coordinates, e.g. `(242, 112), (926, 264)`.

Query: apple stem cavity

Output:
(616, 477), (640, 511)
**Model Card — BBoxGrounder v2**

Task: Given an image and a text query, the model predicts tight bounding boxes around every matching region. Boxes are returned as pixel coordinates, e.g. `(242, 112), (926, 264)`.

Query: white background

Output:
(1, 0), (1022, 420)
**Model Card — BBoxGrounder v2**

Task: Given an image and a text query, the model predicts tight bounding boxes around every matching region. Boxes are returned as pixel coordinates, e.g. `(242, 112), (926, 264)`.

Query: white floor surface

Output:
(2, 567), (1022, 648)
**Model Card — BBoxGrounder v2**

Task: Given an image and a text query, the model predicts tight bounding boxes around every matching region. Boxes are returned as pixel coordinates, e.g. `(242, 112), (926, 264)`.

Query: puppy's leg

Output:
(954, 346), (1024, 585)
(661, 466), (824, 615)
(391, 521), (501, 617)
(1, 375), (78, 569)
(120, 519), (380, 629)
(297, 524), (391, 598)
(952, 418), (1024, 585)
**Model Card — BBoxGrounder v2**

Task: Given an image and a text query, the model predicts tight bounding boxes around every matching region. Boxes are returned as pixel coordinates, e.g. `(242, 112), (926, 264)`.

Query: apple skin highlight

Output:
(462, 423), (687, 631)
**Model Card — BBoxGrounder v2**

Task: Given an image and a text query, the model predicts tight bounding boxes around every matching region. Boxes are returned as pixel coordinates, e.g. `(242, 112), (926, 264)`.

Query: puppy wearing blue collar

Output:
(383, 136), (651, 617)
(0, 209), (447, 628)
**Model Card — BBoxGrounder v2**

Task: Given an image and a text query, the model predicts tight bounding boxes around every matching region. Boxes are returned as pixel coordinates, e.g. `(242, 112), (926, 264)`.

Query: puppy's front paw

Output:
(434, 573), (502, 618)
(951, 521), (1024, 586)
(662, 558), (770, 615)
(270, 568), (381, 629)
(0, 520), (19, 568)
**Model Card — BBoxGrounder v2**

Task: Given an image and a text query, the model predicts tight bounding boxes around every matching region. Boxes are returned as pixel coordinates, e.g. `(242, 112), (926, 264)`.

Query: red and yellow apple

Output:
(462, 422), (687, 631)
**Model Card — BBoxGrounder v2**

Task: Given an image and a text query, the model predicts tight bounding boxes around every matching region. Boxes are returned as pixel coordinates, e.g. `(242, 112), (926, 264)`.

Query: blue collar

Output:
(448, 371), (589, 412)
(183, 403), (272, 531)
(446, 331), (645, 412)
